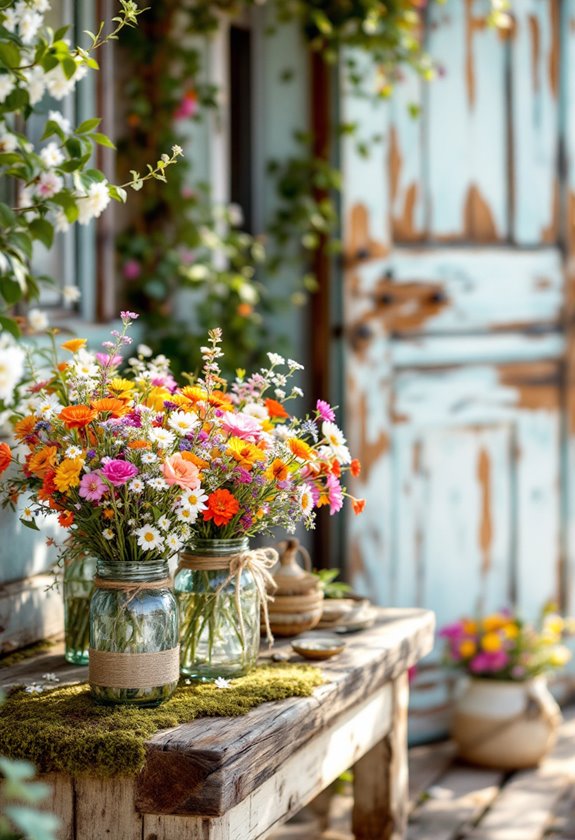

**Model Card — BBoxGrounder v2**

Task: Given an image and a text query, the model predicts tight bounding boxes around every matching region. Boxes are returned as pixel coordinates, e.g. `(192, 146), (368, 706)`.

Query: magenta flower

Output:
(221, 412), (264, 441)
(122, 260), (141, 281)
(96, 352), (122, 368)
(469, 650), (509, 675)
(316, 399), (336, 423)
(101, 459), (139, 487)
(174, 91), (198, 120)
(439, 621), (465, 640)
(78, 472), (108, 502)
(326, 473), (343, 515)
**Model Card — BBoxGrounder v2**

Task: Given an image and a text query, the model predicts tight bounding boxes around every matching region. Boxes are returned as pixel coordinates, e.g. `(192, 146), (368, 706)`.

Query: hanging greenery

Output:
(117, 0), (511, 374)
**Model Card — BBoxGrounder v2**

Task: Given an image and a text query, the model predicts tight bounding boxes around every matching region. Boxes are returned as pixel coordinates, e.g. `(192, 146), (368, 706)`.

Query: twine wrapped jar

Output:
(89, 558), (179, 707)
(267, 539), (324, 638)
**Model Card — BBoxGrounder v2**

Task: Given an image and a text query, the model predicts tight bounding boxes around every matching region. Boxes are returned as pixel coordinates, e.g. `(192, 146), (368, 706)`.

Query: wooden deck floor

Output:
(271, 708), (575, 840)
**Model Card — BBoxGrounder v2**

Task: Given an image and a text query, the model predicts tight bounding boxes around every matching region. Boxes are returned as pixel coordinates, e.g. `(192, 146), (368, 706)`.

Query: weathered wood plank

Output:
(135, 610), (435, 816)
(75, 776), (142, 840)
(42, 773), (73, 840)
(427, 0), (508, 241)
(510, 0), (560, 244)
(389, 69), (426, 241)
(408, 740), (458, 810)
(0, 573), (64, 654)
(352, 673), (409, 840)
(407, 765), (505, 840)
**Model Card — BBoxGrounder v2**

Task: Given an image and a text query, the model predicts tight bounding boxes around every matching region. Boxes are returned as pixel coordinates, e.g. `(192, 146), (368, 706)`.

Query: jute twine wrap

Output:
(89, 648), (180, 689)
(177, 548), (279, 645)
(90, 577), (179, 689)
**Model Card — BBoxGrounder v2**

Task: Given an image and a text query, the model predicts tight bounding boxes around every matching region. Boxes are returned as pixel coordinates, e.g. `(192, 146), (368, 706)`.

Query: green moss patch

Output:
(0, 664), (324, 777)
(0, 639), (57, 669)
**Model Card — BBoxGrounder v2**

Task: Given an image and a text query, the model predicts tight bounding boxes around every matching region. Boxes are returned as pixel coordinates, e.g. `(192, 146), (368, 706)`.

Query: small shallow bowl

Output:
(290, 634), (347, 661)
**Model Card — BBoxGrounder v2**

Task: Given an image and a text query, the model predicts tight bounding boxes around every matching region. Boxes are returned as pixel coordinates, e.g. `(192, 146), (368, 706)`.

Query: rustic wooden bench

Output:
(1, 607), (434, 840)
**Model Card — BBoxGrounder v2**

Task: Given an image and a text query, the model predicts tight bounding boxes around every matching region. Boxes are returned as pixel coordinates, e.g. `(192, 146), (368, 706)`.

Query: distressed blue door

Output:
(341, 0), (575, 739)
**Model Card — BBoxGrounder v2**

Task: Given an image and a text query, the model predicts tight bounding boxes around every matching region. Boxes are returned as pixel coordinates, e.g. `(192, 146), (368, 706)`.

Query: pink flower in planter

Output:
(469, 650), (510, 674)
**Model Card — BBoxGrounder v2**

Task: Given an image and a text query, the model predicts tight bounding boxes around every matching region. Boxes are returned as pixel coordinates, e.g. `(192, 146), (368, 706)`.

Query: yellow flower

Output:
(458, 639), (477, 659)
(180, 385), (208, 403)
(482, 613), (508, 632)
(462, 619), (477, 636)
(226, 437), (266, 470)
(54, 458), (83, 493)
(288, 437), (314, 461)
(549, 645), (571, 668)
(503, 623), (520, 640)
(145, 387), (171, 411)
(108, 378), (135, 397)
(481, 631), (503, 652)
(543, 615), (564, 640)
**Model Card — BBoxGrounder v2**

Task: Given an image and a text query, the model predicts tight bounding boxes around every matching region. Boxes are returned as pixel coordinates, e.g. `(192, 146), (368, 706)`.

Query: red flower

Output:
(203, 489), (240, 527)
(350, 459), (361, 478)
(352, 498), (366, 515)
(58, 510), (74, 528)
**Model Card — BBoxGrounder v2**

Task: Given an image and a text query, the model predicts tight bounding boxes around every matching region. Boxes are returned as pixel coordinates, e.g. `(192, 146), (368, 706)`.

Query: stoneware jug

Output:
(266, 539), (324, 637)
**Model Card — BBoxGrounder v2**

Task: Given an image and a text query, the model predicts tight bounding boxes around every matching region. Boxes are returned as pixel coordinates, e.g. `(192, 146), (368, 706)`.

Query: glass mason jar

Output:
(89, 558), (179, 707)
(63, 553), (96, 665)
(175, 538), (260, 681)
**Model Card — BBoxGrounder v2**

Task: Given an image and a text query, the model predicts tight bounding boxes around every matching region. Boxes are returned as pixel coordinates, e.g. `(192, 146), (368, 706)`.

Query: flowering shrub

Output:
(0, 0), (181, 335)
(0, 317), (364, 562)
(440, 607), (573, 681)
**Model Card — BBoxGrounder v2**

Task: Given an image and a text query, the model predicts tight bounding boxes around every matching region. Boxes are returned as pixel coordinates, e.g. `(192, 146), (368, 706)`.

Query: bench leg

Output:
(352, 672), (409, 840)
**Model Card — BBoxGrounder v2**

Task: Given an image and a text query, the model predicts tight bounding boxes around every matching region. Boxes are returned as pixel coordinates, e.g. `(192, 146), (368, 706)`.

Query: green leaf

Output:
(20, 518), (40, 531)
(29, 218), (54, 250)
(53, 25), (70, 41)
(76, 117), (101, 134)
(0, 278), (24, 305)
(64, 137), (82, 158)
(0, 314), (21, 338)
(10, 232), (32, 260)
(0, 41), (20, 68)
(41, 120), (65, 142)
(0, 202), (16, 227)
(61, 55), (77, 80)
(108, 184), (127, 203)
(89, 132), (116, 149)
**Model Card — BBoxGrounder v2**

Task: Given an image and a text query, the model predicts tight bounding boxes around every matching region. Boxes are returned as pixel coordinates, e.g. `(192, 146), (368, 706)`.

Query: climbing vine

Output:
(117, 0), (511, 374)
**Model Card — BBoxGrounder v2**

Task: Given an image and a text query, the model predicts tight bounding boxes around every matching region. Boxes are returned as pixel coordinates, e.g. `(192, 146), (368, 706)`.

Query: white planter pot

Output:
(452, 676), (561, 769)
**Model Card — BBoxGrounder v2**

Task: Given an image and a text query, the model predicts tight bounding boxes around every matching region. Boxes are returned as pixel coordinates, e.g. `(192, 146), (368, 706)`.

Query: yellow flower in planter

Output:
(481, 631), (503, 652)
(458, 639), (477, 659)
(549, 645), (571, 667)
(503, 622), (519, 639)
(481, 613), (508, 632)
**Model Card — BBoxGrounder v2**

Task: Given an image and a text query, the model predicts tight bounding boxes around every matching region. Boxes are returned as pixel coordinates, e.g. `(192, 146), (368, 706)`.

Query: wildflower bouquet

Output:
(440, 607), (573, 681)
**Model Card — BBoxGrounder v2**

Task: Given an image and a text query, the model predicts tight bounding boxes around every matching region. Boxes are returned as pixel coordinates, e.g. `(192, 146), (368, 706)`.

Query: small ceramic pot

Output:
(452, 676), (562, 769)
(266, 539), (324, 637)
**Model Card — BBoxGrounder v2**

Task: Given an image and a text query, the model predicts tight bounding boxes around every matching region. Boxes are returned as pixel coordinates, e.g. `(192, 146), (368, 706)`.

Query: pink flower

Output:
(174, 90), (198, 120)
(469, 651), (510, 675)
(101, 459), (139, 487)
(439, 621), (465, 640)
(151, 375), (178, 393)
(221, 412), (264, 441)
(96, 352), (122, 368)
(162, 453), (201, 490)
(316, 399), (335, 423)
(122, 260), (141, 281)
(78, 471), (107, 501)
(326, 473), (343, 515)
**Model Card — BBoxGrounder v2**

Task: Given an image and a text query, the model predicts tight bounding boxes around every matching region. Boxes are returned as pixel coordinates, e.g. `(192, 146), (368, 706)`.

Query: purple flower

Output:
(101, 459), (139, 487)
(120, 310), (139, 321)
(86, 449), (97, 460)
(163, 401), (178, 410)
(316, 399), (336, 423)
(78, 472), (108, 502)
(240, 513), (253, 529)
(235, 467), (253, 484)
(179, 439), (193, 451)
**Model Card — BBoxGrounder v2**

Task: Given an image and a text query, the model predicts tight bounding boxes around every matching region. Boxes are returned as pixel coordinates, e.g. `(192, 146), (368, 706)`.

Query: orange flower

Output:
(226, 437), (266, 470)
(57, 362), (69, 372)
(14, 415), (38, 441)
(61, 338), (87, 353)
(265, 398), (289, 419)
(350, 459), (361, 478)
(331, 460), (341, 478)
(0, 442), (11, 475)
(91, 397), (130, 417)
(203, 489), (240, 526)
(58, 510), (74, 528)
(180, 451), (209, 470)
(207, 390), (233, 409)
(266, 458), (288, 482)
(54, 458), (83, 493)
(102, 508), (115, 520)
(180, 385), (208, 404)
(352, 498), (366, 515)
(288, 438), (314, 461)
(127, 439), (151, 450)
(28, 445), (58, 478)
(237, 303), (253, 317)
(60, 405), (97, 429)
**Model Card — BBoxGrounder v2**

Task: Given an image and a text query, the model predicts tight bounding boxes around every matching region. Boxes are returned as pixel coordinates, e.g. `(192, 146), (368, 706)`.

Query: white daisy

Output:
(27, 308), (49, 332)
(175, 506), (197, 524)
(321, 421), (351, 465)
(242, 402), (269, 422)
(147, 477), (168, 491)
(157, 515), (171, 531)
(141, 452), (157, 464)
(267, 352), (285, 366)
(166, 533), (182, 551)
(21, 506), (34, 522)
(149, 427), (175, 447)
(180, 524), (191, 541)
(128, 478), (144, 494)
(62, 284), (81, 303)
(40, 141), (64, 167)
(214, 677), (231, 688)
(167, 411), (199, 435)
(102, 529), (114, 541)
(65, 445), (83, 459)
(25, 684), (44, 694)
(179, 488), (208, 515)
(134, 525), (162, 551)
(300, 485), (314, 517)
(32, 391), (61, 418)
